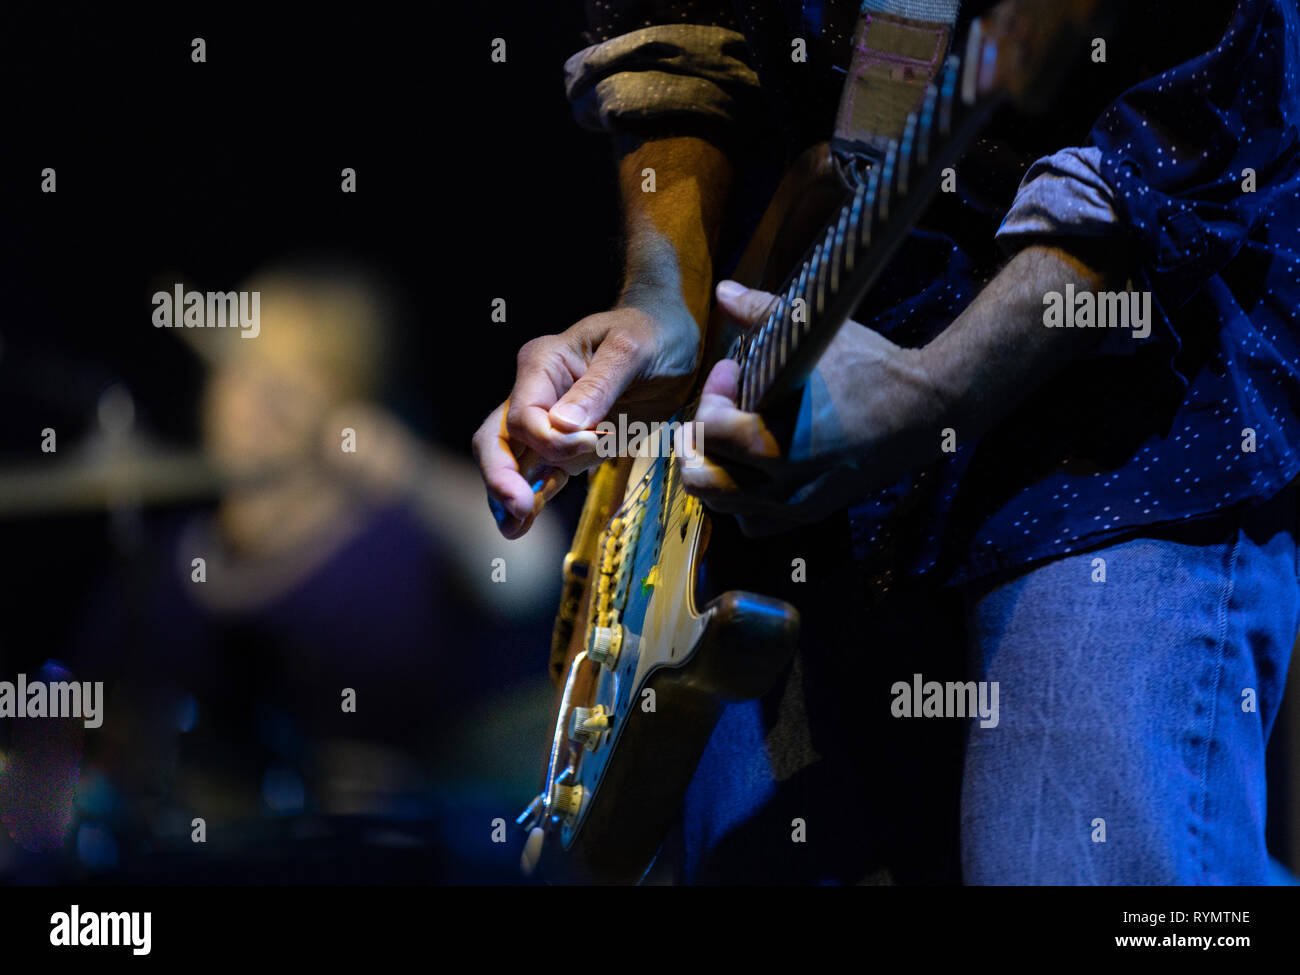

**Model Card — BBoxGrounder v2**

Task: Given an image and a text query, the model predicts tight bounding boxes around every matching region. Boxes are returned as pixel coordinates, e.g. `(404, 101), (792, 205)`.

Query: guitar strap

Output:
(832, 0), (962, 160)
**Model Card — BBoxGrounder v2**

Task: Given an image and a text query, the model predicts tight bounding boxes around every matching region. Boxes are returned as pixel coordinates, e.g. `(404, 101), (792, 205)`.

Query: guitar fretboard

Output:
(731, 51), (1002, 413)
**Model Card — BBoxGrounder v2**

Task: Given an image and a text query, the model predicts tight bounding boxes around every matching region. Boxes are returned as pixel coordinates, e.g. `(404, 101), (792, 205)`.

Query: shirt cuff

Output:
(563, 24), (761, 135)
(995, 146), (1120, 247)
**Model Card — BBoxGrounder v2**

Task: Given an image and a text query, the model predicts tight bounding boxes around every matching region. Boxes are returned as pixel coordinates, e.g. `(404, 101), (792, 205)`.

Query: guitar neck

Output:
(731, 0), (1104, 414)
(732, 55), (996, 413)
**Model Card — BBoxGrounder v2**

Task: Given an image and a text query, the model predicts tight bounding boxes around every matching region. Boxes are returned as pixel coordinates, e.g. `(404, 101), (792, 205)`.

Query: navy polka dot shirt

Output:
(578, 1), (1300, 587)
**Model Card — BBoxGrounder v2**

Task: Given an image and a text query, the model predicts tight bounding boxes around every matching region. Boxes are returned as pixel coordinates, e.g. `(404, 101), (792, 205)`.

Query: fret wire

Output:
(775, 294), (792, 368)
(751, 310), (768, 401)
(816, 224), (836, 317)
(755, 300), (777, 403)
(738, 338), (748, 410)
(846, 182), (866, 272)
(742, 323), (758, 410)
(763, 290), (784, 391)
(808, 241), (825, 319)
(808, 238), (824, 321)
(793, 258), (812, 341)
(785, 275), (802, 327)
(741, 327), (758, 411)
(918, 82), (939, 168)
(766, 295), (787, 377)
(753, 310), (773, 408)
(754, 296), (776, 405)
(938, 54), (959, 137)
(831, 201), (850, 293)
(898, 111), (918, 196)
(797, 252), (817, 347)
(782, 276), (801, 356)
(726, 332), (744, 364)
(778, 274), (803, 388)
(878, 142), (898, 223)
(770, 258), (811, 395)
(738, 332), (748, 400)
(774, 275), (800, 386)
(860, 166), (880, 249)
(740, 355), (751, 412)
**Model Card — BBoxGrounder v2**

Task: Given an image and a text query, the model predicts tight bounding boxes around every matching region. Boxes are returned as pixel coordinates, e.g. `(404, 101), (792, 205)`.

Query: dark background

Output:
(0, 2), (620, 678)
(0, 2), (624, 883)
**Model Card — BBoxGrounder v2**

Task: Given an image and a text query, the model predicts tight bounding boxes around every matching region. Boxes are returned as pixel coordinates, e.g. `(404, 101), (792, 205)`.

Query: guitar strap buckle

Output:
(831, 1), (960, 166)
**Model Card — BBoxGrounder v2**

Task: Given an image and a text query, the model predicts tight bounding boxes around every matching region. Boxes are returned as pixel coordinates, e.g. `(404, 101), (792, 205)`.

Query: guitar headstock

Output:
(962, 0), (1105, 113)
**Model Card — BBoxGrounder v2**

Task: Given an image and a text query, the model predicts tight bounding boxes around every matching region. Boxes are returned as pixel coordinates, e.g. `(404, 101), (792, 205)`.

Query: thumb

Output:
(715, 280), (779, 331)
(548, 335), (642, 432)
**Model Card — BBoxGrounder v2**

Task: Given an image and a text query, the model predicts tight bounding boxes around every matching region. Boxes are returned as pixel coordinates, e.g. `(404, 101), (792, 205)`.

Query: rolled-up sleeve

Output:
(564, 23), (762, 137)
(992, 0), (1300, 379)
(995, 146), (1120, 246)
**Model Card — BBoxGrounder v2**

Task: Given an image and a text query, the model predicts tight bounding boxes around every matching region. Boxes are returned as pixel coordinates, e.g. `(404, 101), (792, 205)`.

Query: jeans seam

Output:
(1194, 521), (1241, 882)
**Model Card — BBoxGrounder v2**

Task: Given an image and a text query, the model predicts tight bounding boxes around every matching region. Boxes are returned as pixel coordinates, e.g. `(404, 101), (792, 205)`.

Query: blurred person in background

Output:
(12, 263), (567, 882)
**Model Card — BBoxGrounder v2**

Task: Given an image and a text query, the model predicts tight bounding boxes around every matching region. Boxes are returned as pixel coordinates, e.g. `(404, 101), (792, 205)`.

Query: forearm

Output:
(614, 135), (733, 329)
(912, 244), (1114, 440)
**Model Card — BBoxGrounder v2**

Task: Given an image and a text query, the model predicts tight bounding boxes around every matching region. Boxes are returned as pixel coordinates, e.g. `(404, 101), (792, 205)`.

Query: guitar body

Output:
(523, 148), (844, 884)
(536, 473), (799, 884)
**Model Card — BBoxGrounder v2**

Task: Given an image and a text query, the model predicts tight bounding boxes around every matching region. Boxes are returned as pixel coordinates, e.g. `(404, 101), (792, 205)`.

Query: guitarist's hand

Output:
(682, 281), (944, 536)
(473, 293), (703, 539)
(685, 243), (1115, 535)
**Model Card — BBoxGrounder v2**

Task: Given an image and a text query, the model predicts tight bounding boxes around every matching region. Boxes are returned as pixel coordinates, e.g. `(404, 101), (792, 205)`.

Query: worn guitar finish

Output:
(519, 0), (1103, 883)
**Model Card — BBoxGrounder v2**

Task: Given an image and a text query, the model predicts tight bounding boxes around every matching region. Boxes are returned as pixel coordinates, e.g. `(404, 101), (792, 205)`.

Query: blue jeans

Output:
(961, 483), (1300, 884)
(677, 483), (1300, 884)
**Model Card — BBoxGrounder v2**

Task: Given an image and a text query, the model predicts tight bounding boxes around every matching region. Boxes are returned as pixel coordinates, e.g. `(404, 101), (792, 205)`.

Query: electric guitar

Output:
(518, 0), (1104, 883)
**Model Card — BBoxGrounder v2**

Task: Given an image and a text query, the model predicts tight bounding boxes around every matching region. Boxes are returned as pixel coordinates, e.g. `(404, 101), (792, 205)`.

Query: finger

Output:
(495, 464), (571, 540)
(679, 453), (744, 499)
(473, 404), (536, 528)
(510, 403), (600, 463)
(701, 358), (740, 401)
(474, 405), (573, 538)
(715, 280), (781, 331)
(695, 382), (782, 470)
(509, 399), (602, 467)
(679, 444), (785, 506)
(504, 336), (600, 461)
(548, 328), (646, 433)
(672, 417), (707, 470)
